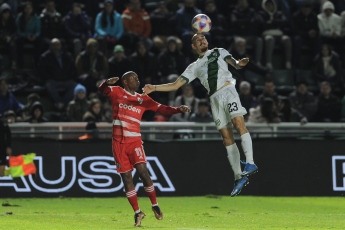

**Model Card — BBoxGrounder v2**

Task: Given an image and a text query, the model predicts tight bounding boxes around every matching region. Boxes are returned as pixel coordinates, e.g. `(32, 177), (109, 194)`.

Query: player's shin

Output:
(144, 184), (158, 206)
(225, 144), (242, 179)
(126, 189), (140, 213)
(241, 132), (254, 164)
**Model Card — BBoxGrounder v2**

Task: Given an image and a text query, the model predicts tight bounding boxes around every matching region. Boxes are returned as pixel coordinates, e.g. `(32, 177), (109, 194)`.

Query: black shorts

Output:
(0, 152), (7, 166)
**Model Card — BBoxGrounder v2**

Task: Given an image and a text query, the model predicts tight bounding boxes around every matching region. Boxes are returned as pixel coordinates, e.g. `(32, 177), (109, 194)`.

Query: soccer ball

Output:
(191, 14), (212, 33)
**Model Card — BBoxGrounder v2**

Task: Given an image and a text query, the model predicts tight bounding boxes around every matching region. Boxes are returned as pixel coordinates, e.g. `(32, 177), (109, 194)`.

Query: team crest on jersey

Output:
(138, 97), (143, 104)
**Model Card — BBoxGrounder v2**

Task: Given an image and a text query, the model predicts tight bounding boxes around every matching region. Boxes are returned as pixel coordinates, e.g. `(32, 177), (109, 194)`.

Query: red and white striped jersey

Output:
(99, 81), (161, 143)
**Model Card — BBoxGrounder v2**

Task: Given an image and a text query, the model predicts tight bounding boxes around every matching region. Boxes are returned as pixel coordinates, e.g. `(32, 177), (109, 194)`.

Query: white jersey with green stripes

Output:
(180, 48), (236, 96)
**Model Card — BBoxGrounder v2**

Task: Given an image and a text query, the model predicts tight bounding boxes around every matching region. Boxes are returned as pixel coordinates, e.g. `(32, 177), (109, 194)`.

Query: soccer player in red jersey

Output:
(98, 71), (190, 227)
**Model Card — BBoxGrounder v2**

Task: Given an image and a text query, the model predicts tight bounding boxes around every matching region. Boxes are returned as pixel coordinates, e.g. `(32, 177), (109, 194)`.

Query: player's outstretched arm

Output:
(156, 104), (191, 115)
(226, 57), (249, 70)
(98, 77), (119, 94)
(106, 77), (119, 85)
(143, 77), (187, 95)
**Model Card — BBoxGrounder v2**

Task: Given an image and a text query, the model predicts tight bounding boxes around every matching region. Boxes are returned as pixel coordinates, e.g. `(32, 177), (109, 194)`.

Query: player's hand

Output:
(106, 77), (119, 85)
(179, 105), (191, 113)
(239, 58), (249, 67)
(142, 84), (155, 95)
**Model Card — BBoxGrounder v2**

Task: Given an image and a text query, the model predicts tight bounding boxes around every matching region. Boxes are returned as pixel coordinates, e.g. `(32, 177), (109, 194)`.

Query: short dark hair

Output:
(198, 99), (210, 107)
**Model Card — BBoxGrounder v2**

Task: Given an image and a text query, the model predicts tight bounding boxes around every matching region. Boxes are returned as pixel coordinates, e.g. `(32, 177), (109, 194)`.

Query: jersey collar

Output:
(124, 88), (137, 96)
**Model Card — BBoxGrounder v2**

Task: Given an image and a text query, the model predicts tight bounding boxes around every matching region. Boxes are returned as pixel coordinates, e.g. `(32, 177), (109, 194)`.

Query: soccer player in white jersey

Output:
(143, 33), (258, 196)
(99, 71), (190, 226)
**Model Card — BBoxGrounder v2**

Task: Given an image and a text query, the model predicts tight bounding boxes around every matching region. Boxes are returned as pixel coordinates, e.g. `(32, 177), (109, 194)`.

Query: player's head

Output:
(122, 71), (140, 91)
(191, 33), (208, 54)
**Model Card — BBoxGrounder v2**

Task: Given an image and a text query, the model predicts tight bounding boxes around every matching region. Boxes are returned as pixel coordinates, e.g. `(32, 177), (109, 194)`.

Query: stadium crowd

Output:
(1, 0), (345, 124)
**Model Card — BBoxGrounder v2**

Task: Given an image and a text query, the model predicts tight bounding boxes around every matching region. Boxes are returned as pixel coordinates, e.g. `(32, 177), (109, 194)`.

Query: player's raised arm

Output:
(143, 77), (187, 95)
(226, 56), (250, 70)
(98, 77), (119, 95)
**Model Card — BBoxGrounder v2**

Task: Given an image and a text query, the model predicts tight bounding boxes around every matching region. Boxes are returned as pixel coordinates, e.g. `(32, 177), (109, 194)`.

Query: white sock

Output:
(135, 209), (141, 214)
(225, 144), (242, 180)
(241, 132), (254, 164)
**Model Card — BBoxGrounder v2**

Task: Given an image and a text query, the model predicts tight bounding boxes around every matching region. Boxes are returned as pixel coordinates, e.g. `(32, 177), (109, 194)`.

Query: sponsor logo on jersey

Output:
(119, 103), (141, 113)
(137, 98), (143, 104)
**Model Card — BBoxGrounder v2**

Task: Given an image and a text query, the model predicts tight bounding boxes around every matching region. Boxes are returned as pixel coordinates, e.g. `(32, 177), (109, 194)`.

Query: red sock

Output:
(126, 189), (140, 212)
(144, 184), (157, 205)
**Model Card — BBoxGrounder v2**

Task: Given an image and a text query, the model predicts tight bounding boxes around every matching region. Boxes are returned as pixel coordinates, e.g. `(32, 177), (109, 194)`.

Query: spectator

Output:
(289, 81), (318, 121)
(40, 0), (64, 49)
(312, 44), (343, 95)
(130, 41), (157, 87)
(38, 38), (76, 110)
(0, 77), (23, 116)
(0, 3), (17, 70)
(314, 81), (341, 122)
(260, 0), (292, 70)
(292, 2), (321, 68)
(176, 0), (202, 55)
(204, 0), (228, 48)
(150, 1), (175, 52)
(318, 1), (341, 50)
(257, 80), (280, 106)
(229, 37), (270, 82)
(230, 0), (263, 64)
(190, 99), (213, 122)
(16, 1), (41, 68)
(108, 44), (133, 77)
(76, 38), (108, 94)
(170, 84), (199, 121)
(24, 101), (48, 123)
(82, 98), (106, 122)
(67, 84), (90, 121)
(0, 115), (12, 176)
(157, 36), (186, 84)
(238, 81), (257, 118)
(94, 0), (124, 54)
(277, 96), (306, 122)
(248, 97), (280, 123)
(63, 3), (92, 57)
(21, 92), (41, 120)
(4, 110), (17, 123)
(122, 0), (152, 52)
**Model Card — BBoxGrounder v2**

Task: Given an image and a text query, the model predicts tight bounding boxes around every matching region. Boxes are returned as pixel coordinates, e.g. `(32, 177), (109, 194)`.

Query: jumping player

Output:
(143, 33), (258, 196)
(98, 71), (190, 226)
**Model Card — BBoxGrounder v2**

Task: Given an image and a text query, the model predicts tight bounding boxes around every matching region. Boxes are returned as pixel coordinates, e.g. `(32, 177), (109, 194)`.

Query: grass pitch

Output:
(1, 196), (344, 229)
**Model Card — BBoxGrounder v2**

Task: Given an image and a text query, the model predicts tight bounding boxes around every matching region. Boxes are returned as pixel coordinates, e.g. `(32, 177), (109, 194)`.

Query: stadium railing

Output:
(9, 122), (345, 140)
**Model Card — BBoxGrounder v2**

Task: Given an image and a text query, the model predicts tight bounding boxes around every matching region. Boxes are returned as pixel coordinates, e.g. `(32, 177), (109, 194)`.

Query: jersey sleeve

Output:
(219, 48), (232, 61)
(98, 80), (119, 97)
(179, 62), (197, 84)
(144, 95), (161, 112)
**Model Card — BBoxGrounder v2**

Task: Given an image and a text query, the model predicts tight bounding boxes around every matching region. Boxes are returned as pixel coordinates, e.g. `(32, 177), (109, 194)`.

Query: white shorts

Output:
(210, 84), (247, 130)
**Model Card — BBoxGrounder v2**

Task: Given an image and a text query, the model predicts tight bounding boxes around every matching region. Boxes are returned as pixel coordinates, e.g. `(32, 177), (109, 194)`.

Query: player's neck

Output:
(124, 87), (136, 95)
(198, 49), (208, 57)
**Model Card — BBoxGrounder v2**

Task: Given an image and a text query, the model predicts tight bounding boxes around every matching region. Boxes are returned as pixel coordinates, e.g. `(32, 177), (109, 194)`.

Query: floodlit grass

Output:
(1, 196), (345, 229)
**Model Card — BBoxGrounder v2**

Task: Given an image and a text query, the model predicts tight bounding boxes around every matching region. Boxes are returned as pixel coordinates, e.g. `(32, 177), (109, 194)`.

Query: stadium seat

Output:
(271, 69), (295, 94)
(244, 70), (265, 92)
(295, 69), (318, 92)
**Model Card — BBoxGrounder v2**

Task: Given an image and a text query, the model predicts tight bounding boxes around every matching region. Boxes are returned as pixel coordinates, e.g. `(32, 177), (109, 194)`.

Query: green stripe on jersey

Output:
(207, 49), (220, 95)
(180, 75), (189, 84)
(224, 54), (232, 61)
